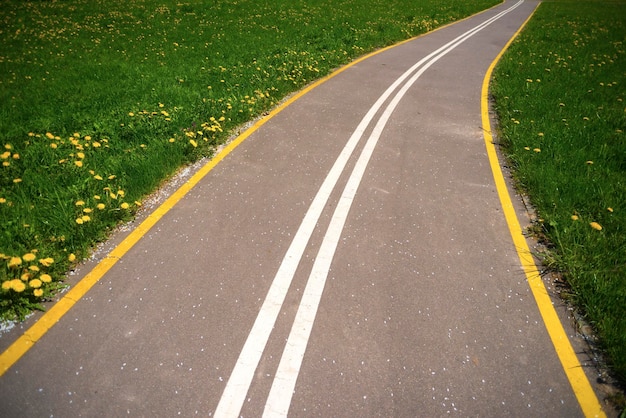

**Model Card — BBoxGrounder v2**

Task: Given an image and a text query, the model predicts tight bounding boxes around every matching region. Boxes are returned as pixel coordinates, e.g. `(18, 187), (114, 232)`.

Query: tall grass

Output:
(491, 0), (626, 383)
(0, 0), (498, 319)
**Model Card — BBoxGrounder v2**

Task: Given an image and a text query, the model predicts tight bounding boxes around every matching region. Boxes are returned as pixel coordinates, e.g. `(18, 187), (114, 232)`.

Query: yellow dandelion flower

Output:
(39, 257), (54, 266)
(190, 139), (198, 147)
(607, 207), (614, 212)
(94, 174), (103, 180)
(97, 203), (106, 210)
(129, 112), (135, 117)
(586, 161), (593, 165)
(29, 279), (42, 289)
(40, 273), (52, 283)
(75, 160), (83, 167)
(13, 178), (22, 183)
(8, 257), (22, 268)
(2, 281), (11, 290)
(34, 289), (44, 297)
(11, 279), (26, 293)
(29, 265), (40, 272)
(120, 202), (129, 210)
(134, 201), (142, 207)
(2, 162), (10, 167)
(117, 190), (125, 197)
(4, 144), (11, 150)
(590, 222), (603, 231)
(0, 198), (6, 204)
(50, 143), (58, 149)
(524, 147), (531, 151)
(22, 253), (36, 262)
(92, 141), (101, 148)
(21, 273), (31, 281)
(168, 138), (176, 143)
(108, 175), (116, 180)
(159, 103), (164, 108)
(77, 152), (85, 159)
(110, 192), (117, 199)
(73, 133), (80, 138)
(46, 132), (55, 139)
(75, 200), (85, 206)
(75, 218), (84, 225)
(94, 195), (101, 200)
(83, 208), (92, 213)
(533, 148), (541, 153)
(68, 253), (76, 262)
(84, 136), (91, 141)
(12, 153), (19, 159)
(81, 215), (91, 222)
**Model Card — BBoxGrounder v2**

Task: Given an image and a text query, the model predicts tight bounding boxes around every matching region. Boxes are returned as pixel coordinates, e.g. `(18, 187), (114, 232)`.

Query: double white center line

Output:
(215, 2), (524, 416)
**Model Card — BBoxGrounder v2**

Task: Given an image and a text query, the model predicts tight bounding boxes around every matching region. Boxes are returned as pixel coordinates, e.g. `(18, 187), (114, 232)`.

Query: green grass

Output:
(491, 0), (626, 383)
(0, 0), (499, 319)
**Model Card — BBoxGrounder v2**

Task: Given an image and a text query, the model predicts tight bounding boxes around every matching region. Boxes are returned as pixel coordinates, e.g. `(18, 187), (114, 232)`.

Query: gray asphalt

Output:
(0, 1), (611, 416)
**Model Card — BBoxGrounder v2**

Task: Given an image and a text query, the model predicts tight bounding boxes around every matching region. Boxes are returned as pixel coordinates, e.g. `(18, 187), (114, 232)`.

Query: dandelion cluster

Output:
(1, 252), (57, 299)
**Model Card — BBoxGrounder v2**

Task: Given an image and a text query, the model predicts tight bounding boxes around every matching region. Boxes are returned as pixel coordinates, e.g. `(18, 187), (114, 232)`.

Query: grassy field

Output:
(491, 0), (626, 384)
(0, 0), (499, 318)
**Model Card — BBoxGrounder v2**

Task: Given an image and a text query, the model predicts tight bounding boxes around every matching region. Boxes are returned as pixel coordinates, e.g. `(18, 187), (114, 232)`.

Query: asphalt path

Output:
(0, 0), (612, 416)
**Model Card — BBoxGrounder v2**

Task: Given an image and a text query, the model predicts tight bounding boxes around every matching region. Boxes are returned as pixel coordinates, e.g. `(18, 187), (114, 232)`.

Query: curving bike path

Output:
(0, 1), (611, 416)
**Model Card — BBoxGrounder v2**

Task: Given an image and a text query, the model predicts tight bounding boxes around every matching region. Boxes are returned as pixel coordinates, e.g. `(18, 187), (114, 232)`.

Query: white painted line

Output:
(263, 2), (525, 416)
(215, 2), (524, 417)
(213, 58), (403, 418)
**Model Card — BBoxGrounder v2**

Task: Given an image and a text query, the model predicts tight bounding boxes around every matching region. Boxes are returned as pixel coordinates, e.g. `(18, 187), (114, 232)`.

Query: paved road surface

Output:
(0, 1), (610, 416)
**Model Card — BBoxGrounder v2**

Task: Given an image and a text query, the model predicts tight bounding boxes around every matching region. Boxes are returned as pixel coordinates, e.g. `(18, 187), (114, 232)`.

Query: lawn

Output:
(0, 0), (498, 318)
(491, 0), (626, 384)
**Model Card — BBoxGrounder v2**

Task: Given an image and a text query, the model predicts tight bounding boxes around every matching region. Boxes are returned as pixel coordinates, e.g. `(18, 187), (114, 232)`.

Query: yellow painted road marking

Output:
(0, 37), (420, 378)
(4, 9), (598, 418)
(480, 6), (606, 418)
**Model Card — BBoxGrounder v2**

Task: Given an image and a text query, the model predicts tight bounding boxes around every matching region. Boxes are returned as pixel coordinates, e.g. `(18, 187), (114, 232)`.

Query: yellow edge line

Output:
(0, 17), (457, 376)
(481, 6), (606, 418)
